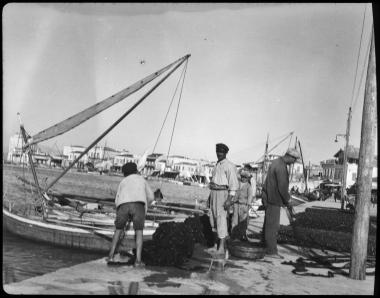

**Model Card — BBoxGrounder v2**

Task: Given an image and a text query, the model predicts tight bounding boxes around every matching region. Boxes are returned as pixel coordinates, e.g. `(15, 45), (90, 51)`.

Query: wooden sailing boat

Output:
(3, 54), (191, 253)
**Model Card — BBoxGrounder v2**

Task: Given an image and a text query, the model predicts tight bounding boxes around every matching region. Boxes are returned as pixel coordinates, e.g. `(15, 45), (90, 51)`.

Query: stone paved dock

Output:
(3, 243), (375, 295)
(4, 199), (376, 295)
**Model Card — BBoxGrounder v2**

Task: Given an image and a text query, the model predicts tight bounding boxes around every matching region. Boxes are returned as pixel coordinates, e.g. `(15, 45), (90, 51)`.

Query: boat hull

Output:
(3, 208), (156, 253)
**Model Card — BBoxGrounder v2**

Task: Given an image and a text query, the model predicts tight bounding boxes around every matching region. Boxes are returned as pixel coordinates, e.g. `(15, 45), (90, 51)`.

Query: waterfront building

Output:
(113, 151), (140, 172)
(7, 133), (51, 165)
(306, 164), (323, 178)
(174, 161), (198, 176)
(7, 133), (28, 164)
(321, 145), (378, 188)
(142, 153), (163, 176)
(88, 145), (120, 161)
(62, 145), (88, 168)
(48, 155), (64, 168)
(196, 160), (215, 182)
(32, 152), (50, 166)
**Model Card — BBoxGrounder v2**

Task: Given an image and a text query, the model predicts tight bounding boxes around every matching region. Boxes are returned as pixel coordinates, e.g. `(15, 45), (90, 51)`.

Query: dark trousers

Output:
(262, 204), (281, 254)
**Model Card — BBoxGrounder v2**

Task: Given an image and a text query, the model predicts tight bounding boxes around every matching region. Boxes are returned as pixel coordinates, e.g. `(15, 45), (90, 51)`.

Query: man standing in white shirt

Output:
(209, 143), (239, 257)
(107, 162), (154, 267)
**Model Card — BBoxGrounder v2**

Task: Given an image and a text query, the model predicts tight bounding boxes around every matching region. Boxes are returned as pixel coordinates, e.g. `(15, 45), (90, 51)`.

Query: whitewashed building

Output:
(7, 133), (28, 164)
(321, 145), (378, 188)
(173, 161), (198, 176)
(113, 151), (140, 172)
(62, 145), (88, 168)
(142, 153), (163, 176)
(88, 145), (120, 161)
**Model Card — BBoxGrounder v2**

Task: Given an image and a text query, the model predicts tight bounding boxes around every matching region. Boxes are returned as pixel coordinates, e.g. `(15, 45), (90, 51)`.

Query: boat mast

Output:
(103, 140), (107, 160)
(257, 131), (294, 184)
(289, 136), (298, 182)
(262, 133), (269, 184)
(17, 113), (48, 220)
(298, 140), (308, 193)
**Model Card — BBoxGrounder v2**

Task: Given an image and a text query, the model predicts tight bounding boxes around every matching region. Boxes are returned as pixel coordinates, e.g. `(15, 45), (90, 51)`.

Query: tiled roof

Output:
(334, 145), (378, 162)
(104, 146), (118, 152)
(170, 155), (187, 159)
(148, 153), (163, 158)
(334, 145), (359, 159)
(176, 162), (197, 166)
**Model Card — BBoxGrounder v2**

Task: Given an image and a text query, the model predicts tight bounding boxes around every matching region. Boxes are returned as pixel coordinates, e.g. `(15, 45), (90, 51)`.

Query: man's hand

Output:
(287, 205), (296, 219)
(223, 195), (234, 210)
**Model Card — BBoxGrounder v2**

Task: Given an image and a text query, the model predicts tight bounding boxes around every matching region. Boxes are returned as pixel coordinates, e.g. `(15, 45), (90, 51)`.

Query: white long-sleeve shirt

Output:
(211, 158), (239, 196)
(115, 174), (154, 213)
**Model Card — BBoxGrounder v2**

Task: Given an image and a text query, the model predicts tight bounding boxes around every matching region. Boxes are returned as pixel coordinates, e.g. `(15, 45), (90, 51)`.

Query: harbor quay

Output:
(4, 200), (376, 295)
(4, 244), (375, 295)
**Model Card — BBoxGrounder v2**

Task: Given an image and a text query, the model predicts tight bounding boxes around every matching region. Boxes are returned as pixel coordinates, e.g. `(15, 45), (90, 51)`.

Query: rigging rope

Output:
(349, 4), (367, 109)
(255, 132), (294, 163)
(165, 60), (189, 164)
(288, 133), (293, 150)
(352, 22), (372, 113)
(154, 60), (189, 192)
(44, 55), (190, 192)
(152, 63), (188, 153)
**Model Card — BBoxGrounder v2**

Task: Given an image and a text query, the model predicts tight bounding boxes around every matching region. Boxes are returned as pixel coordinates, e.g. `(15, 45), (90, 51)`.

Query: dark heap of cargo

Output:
(230, 219), (248, 240)
(142, 214), (215, 266)
(294, 207), (377, 235)
(198, 214), (215, 247)
(277, 207), (377, 256)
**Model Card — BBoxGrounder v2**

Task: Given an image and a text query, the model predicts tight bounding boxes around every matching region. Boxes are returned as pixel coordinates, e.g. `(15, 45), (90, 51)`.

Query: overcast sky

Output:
(3, 3), (376, 165)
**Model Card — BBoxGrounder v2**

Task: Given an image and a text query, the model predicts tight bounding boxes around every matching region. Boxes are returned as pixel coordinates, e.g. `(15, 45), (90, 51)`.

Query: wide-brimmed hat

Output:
(285, 148), (301, 160)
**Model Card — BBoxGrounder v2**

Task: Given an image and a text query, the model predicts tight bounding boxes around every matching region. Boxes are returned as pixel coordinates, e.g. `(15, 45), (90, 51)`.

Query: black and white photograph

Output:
(3, 2), (377, 295)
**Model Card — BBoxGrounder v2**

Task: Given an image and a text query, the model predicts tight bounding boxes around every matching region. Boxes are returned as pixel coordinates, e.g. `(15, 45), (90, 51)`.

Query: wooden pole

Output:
(349, 27), (376, 280)
(19, 124), (48, 220)
(298, 140), (308, 193)
(262, 133), (269, 184)
(289, 136), (297, 183)
(341, 107), (352, 210)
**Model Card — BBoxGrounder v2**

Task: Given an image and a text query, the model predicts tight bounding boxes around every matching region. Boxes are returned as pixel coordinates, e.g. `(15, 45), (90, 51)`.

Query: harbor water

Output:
(2, 226), (104, 285)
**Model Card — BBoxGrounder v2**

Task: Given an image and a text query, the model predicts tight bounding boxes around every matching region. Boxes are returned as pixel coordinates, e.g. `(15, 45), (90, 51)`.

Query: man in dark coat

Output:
(261, 148), (300, 259)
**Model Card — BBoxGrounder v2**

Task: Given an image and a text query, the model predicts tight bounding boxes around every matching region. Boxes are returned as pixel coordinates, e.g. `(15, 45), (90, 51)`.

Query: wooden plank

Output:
(153, 203), (207, 214)
(45, 218), (114, 231)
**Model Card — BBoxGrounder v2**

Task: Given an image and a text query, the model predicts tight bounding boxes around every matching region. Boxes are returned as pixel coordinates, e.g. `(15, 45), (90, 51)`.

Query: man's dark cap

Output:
(122, 162), (137, 176)
(216, 143), (229, 153)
